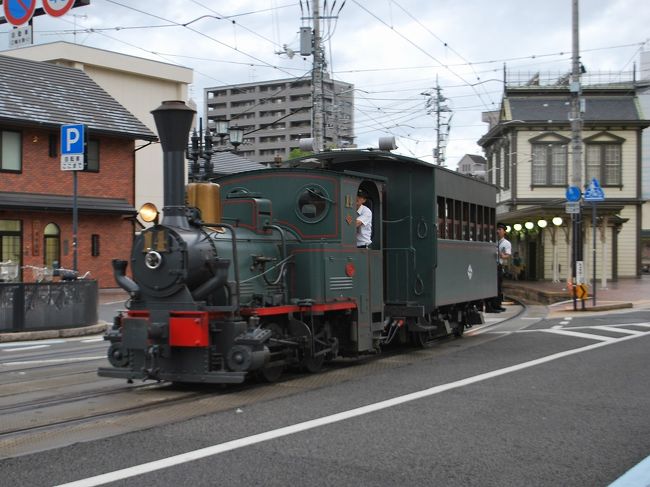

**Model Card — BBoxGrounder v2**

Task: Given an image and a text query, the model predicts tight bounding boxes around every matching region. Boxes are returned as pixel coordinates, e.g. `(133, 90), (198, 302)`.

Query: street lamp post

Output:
(187, 119), (244, 182)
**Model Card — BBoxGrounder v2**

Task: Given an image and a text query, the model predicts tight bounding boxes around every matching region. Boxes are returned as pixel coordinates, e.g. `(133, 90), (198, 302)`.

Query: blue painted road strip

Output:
(609, 455), (650, 487)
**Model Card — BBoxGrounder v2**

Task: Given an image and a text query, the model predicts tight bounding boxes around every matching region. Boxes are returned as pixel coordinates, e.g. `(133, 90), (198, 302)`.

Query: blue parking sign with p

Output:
(60, 124), (85, 170)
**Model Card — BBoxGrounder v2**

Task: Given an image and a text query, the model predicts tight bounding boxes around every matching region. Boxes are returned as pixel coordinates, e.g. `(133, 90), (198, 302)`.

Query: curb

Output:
(0, 321), (109, 343)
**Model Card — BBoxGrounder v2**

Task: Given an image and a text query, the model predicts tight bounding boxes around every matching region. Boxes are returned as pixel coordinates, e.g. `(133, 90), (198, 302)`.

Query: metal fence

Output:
(0, 280), (98, 332)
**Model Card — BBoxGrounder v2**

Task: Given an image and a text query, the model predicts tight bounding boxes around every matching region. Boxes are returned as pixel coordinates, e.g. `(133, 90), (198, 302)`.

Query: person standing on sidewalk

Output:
(486, 222), (512, 312)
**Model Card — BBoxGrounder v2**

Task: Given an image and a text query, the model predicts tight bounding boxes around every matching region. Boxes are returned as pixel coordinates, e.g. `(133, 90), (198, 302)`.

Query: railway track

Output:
(0, 312), (517, 459)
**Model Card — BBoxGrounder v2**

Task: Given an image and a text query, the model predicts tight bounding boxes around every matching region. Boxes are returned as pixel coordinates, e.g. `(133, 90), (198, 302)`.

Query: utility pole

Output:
(423, 77), (452, 165)
(311, 1), (324, 152)
(570, 0), (584, 310)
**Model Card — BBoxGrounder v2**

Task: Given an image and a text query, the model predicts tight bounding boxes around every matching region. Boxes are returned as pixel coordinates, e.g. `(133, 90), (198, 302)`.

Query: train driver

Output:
(356, 189), (373, 248)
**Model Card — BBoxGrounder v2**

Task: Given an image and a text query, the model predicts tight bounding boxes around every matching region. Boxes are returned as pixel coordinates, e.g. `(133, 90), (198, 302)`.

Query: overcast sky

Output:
(2, 0), (649, 167)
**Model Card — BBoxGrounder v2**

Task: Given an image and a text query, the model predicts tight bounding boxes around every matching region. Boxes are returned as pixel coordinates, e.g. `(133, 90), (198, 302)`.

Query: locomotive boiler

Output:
(99, 100), (498, 385)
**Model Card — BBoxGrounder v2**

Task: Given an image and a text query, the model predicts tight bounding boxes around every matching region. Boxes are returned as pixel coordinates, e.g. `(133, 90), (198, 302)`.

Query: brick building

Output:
(0, 55), (155, 287)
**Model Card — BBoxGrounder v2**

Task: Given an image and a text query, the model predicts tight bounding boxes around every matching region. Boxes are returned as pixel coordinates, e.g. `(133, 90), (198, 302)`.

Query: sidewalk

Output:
(504, 274), (650, 316)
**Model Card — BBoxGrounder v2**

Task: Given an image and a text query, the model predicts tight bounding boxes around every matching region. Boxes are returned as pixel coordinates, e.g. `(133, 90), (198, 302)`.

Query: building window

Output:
(0, 220), (22, 280)
(43, 223), (61, 267)
(586, 143), (621, 186)
(91, 234), (100, 257)
(531, 143), (567, 186)
(86, 139), (99, 171)
(1, 130), (22, 172)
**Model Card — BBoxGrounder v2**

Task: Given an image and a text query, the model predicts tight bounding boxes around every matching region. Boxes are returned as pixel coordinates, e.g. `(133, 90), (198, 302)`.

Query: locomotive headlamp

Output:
(144, 250), (163, 270)
(139, 203), (159, 223)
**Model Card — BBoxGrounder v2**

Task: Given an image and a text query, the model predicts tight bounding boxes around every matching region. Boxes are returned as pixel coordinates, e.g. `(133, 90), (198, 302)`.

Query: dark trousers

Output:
(496, 264), (504, 305)
(486, 264), (504, 310)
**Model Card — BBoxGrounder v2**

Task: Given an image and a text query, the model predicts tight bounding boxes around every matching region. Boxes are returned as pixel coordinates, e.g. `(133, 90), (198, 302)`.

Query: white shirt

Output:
(498, 237), (512, 265)
(356, 204), (372, 246)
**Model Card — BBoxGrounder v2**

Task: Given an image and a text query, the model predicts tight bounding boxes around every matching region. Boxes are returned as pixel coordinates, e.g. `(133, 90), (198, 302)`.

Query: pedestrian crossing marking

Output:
(530, 322), (650, 343)
(540, 328), (615, 342)
(593, 325), (645, 336)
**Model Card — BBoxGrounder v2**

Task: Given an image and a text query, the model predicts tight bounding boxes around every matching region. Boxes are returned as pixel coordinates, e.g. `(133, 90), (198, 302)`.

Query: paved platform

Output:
(504, 274), (650, 316)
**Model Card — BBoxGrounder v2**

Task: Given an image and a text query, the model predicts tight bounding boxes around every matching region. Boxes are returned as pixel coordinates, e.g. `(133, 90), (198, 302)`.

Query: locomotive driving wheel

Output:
(257, 322), (285, 383)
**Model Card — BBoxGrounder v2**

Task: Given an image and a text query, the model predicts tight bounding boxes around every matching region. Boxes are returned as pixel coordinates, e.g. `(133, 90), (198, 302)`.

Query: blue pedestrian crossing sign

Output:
(60, 124), (86, 171)
(583, 178), (605, 202)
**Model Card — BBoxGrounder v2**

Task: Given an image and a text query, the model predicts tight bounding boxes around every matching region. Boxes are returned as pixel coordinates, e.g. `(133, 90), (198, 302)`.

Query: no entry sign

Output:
(42, 0), (76, 17)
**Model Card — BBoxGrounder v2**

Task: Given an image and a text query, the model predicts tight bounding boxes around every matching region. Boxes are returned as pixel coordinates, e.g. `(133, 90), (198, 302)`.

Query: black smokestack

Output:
(151, 100), (196, 227)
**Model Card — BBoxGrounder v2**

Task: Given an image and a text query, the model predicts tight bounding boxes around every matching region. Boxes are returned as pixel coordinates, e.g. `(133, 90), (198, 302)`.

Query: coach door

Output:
(358, 182), (384, 337)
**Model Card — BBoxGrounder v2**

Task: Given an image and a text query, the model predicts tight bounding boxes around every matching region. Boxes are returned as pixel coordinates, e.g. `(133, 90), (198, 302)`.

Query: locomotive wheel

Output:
(452, 321), (464, 337)
(302, 354), (325, 373)
(258, 363), (284, 382)
(258, 322), (285, 382)
(410, 331), (428, 348)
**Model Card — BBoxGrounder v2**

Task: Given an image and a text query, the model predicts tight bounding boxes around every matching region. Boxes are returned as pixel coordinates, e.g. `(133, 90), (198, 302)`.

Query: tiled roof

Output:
(211, 151), (266, 175)
(0, 55), (156, 140)
(508, 95), (641, 122)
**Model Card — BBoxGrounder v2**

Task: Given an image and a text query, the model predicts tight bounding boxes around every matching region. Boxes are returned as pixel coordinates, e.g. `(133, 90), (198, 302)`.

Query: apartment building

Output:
(204, 77), (354, 162)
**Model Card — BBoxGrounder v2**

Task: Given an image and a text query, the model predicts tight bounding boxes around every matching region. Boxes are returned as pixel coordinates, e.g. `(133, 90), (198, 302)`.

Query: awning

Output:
(0, 192), (135, 215)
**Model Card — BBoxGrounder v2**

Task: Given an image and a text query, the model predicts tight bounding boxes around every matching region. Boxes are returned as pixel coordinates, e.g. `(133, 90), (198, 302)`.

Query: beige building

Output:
(479, 78), (648, 282)
(3, 42), (193, 217)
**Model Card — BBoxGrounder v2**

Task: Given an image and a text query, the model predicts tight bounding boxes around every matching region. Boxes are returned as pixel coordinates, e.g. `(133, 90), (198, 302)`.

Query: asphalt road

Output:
(1, 308), (649, 487)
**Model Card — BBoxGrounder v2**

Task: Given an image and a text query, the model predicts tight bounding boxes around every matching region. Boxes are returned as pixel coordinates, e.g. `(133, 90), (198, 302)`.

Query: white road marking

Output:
(0, 339), (64, 349)
(539, 328), (614, 342)
(80, 338), (105, 343)
(559, 321), (570, 325)
(1, 356), (105, 366)
(54, 332), (649, 487)
(2, 345), (50, 352)
(552, 325), (563, 329)
(593, 325), (645, 336)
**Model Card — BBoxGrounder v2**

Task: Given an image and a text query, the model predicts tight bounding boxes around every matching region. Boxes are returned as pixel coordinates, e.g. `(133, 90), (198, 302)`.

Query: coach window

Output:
(488, 207), (496, 241)
(436, 197), (445, 238)
(0, 130), (21, 172)
(296, 185), (330, 223)
(453, 200), (461, 240)
(462, 202), (470, 240)
(476, 205), (484, 241)
(43, 223), (61, 267)
(469, 204), (477, 241)
(445, 198), (453, 239)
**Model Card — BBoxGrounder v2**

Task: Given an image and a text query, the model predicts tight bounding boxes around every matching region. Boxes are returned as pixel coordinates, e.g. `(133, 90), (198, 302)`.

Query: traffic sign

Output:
(583, 178), (605, 202)
(42, 0), (76, 17)
(60, 124), (85, 171)
(3, 0), (37, 26)
(565, 186), (581, 202)
(565, 201), (580, 214)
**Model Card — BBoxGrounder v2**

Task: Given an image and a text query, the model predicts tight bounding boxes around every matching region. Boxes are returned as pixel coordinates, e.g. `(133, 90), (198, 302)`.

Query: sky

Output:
(1, 0), (649, 168)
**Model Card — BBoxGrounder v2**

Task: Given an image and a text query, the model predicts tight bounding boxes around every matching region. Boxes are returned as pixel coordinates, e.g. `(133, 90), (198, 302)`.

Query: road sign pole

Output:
(592, 201), (597, 307)
(572, 213), (577, 311)
(73, 170), (78, 273)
